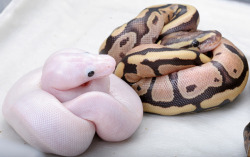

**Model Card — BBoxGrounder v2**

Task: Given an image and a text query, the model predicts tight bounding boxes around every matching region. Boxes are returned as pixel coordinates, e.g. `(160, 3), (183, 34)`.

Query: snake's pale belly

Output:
(99, 4), (249, 115)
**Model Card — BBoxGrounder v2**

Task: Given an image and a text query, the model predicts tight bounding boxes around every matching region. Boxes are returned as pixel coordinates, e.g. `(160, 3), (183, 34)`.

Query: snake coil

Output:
(244, 123), (250, 156)
(99, 4), (249, 115)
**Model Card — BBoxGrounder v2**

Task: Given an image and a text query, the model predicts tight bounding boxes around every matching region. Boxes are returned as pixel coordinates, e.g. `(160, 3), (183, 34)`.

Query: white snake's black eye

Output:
(88, 71), (95, 77)
(192, 39), (200, 47)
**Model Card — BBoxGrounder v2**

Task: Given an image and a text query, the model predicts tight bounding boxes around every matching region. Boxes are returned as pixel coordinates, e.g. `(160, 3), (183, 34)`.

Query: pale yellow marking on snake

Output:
(99, 39), (107, 52)
(165, 40), (193, 49)
(124, 73), (141, 83)
(127, 50), (198, 64)
(115, 63), (125, 78)
(143, 103), (196, 115)
(197, 33), (215, 42)
(158, 64), (194, 75)
(200, 54), (212, 63)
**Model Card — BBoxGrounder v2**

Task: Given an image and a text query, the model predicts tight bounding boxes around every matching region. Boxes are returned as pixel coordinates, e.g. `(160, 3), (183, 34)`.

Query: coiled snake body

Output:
(2, 49), (143, 156)
(99, 4), (249, 115)
(244, 123), (250, 156)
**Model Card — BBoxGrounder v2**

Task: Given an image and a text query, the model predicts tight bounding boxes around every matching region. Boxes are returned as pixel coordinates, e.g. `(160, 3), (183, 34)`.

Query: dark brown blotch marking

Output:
(214, 78), (220, 82)
(168, 15), (171, 22)
(119, 52), (125, 58)
(120, 37), (129, 47)
(170, 6), (175, 10)
(215, 52), (222, 56)
(186, 84), (197, 93)
(152, 16), (159, 25)
(137, 86), (141, 91)
(233, 69), (237, 73)
(152, 37), (158, 43)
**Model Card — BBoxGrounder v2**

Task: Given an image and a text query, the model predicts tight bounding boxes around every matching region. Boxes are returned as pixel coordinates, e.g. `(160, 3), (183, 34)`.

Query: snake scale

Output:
(244, 123), (250, 156)
(99, 4), (249, 115)
(3, 49), (143, 156)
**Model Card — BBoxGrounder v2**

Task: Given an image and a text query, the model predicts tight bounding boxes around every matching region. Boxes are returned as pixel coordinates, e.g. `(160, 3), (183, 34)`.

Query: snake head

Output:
(41, 49), (116, 91)
(160, 30), (222, 53)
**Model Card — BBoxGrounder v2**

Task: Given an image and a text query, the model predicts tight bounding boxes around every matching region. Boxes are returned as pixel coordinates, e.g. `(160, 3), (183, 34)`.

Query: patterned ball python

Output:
(244, 123), (250, 156)
(99, 4), (249, 115)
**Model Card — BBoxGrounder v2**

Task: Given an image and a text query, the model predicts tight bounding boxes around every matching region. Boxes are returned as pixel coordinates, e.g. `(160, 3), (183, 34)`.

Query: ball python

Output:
(99, 4), (249, 115)
(2, 49), (143, 156)
(244, 123), (250, 156)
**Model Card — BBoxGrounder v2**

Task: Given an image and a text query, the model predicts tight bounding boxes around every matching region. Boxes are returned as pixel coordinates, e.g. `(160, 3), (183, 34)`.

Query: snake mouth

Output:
(81, 82), (90, 87)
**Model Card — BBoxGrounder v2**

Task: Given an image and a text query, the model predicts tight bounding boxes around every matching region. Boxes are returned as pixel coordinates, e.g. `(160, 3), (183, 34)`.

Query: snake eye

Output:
(88, 71), (95, 77)
(192, 39), (200, 47)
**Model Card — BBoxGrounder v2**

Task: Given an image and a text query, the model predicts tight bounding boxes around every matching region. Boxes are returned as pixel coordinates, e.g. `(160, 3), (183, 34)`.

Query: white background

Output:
(0, 0), (250, 156)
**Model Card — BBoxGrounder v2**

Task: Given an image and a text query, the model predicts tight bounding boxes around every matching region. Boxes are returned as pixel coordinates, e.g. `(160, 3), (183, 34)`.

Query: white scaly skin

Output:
(2, 49), (143, 156)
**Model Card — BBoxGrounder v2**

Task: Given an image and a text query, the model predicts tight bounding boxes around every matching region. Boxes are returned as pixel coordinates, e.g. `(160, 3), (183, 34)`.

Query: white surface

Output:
(0, 0), (250, 156)
(0, 137), (45, 157)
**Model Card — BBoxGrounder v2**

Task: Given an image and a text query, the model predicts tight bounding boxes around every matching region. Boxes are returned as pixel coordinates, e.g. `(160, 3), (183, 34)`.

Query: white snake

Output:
(2, 49), (143, 156)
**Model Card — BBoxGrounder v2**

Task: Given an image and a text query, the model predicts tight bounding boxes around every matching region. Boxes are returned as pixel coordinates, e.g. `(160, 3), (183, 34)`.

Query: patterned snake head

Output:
(160, 30), (222, 53)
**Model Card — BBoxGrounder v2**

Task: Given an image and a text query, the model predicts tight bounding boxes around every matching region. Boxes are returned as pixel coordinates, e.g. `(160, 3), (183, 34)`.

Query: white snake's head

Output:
(41, 49), (116, 90)
(160, 30), (222, 53)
